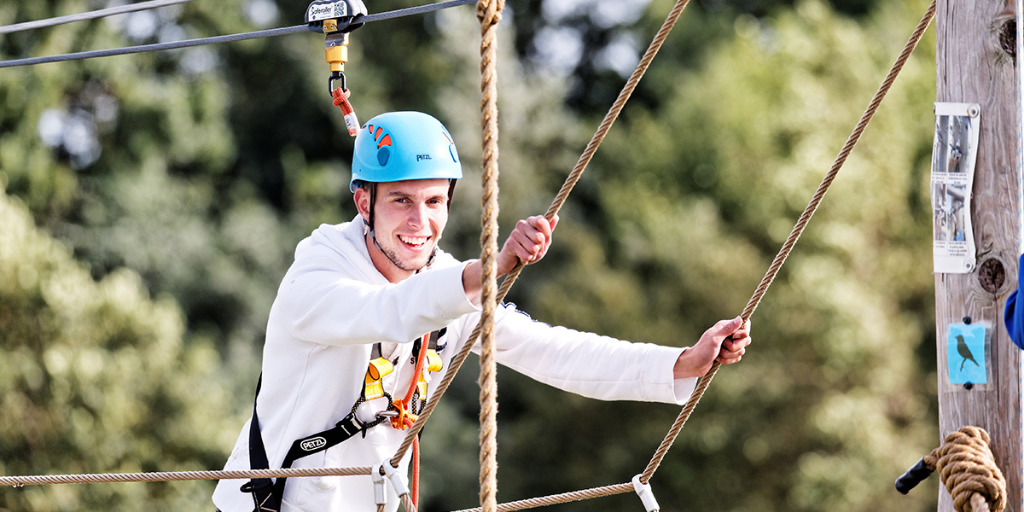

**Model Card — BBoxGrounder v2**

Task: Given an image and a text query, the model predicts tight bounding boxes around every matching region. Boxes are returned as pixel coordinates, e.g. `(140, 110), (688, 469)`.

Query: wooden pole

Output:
(934, 0), (1022, 510)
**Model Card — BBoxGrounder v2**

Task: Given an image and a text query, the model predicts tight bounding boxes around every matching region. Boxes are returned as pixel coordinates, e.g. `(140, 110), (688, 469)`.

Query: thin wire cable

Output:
(0, 0), (476, 69)
(0, 25), (308, 68)
(0, 0), (195, 35)
(639, 0), (937, 484)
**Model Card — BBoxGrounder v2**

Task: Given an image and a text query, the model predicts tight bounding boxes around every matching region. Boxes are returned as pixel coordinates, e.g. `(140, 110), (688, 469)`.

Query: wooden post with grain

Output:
(934, 0), (1022, 510)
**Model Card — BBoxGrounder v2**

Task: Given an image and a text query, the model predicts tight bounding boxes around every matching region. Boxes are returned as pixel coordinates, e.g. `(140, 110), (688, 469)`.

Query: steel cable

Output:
(0, 0), (195, 35)
(0, 0), (475, 69)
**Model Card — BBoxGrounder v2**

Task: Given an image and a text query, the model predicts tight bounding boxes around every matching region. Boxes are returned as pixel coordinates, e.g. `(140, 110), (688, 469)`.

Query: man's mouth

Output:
(398, 234), (430, 247)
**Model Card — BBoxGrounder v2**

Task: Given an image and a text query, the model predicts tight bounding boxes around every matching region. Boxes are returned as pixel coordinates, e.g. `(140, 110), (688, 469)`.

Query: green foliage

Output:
(0, 190), (236, 511)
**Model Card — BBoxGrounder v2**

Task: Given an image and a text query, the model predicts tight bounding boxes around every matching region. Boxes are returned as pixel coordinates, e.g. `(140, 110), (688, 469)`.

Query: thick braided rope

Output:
(451, 482), (634, 512)
(0, 466), (371, 487)
(924, 426), (1006, 512)
(476, 0), (505, 510)
(390, 0), (695, 469)
(639, 0), (937, 483)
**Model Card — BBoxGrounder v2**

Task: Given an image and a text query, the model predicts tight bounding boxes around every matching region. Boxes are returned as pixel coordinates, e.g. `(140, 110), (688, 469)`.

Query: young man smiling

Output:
(212, 111), (751, 512)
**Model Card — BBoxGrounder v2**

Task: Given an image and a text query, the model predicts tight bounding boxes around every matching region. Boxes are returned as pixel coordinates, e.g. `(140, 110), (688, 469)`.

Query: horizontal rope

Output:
(0, 0), (475, 69)
(450, 483), (634, 512)
(0, 0), (195, 35)
(0, 466), (371, 487)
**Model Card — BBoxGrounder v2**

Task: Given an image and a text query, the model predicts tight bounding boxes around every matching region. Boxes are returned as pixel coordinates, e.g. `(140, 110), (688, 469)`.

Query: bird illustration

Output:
(957, 334), (980, 372)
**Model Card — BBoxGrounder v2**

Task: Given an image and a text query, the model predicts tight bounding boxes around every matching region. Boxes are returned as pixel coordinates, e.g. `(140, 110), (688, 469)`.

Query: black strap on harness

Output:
(240, 375), (369, 512)
(240, 327), (447, 511)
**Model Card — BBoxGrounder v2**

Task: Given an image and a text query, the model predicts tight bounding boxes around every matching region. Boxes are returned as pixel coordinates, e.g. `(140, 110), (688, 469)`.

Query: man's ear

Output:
(354, 187), (371, 223)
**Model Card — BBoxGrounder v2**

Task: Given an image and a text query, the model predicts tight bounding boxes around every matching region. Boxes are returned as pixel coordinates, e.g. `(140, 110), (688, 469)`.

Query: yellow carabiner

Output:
(364, 357), (394, 401)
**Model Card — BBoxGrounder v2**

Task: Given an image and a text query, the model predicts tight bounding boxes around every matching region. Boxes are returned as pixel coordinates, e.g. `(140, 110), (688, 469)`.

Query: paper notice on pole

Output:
(931, 102), (980, 274)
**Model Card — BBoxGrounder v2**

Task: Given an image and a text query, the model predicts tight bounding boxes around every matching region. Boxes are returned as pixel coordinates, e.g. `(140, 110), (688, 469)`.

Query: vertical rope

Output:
(476, 0), (505, 510)
(390, 0), (694, 469)
(639, 0), (937, 483)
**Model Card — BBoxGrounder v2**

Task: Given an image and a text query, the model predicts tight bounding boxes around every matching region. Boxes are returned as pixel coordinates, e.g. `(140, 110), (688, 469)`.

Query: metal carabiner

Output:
(328, 70), (347, 96)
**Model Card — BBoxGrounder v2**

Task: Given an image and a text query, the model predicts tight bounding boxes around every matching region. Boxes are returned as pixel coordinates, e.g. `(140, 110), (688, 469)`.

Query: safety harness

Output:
(242, 329), (446, 512)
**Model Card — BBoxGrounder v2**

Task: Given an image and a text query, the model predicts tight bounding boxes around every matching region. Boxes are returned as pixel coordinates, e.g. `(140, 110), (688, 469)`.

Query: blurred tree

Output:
(508, 0), (885, 113)
(0, 189), (237, 511)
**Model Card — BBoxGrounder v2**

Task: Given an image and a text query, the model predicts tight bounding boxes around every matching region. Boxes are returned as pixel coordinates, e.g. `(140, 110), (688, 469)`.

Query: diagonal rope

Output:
(389, 0), (695, 469)
(0, 0), (195, 35)
(451, 482), (634, 512)
(639, 0), (937, 484)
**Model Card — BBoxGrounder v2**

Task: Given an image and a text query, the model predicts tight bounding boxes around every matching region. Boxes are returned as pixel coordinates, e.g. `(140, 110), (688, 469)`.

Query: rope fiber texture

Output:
(476, 0), (505, 510)
(0, 466), (371, 487)
(926, 427), (1006, 512)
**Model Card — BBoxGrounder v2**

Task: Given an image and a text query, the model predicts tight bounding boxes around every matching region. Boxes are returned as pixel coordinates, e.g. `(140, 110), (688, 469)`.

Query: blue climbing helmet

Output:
(350, 111), (462, 192)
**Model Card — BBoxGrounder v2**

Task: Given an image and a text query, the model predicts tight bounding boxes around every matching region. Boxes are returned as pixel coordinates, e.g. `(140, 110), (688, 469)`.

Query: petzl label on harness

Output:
(301, 436), (328, 452)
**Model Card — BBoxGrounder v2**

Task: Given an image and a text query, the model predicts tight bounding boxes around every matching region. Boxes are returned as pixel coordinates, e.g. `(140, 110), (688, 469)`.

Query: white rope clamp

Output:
(380, 461), (410, 498)
(632, 474), (661, 512)
(372, 465), (387, 506)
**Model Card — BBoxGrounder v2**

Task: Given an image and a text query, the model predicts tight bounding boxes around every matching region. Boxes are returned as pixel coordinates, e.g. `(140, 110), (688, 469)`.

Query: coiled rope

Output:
(896, 426), (1006, 512)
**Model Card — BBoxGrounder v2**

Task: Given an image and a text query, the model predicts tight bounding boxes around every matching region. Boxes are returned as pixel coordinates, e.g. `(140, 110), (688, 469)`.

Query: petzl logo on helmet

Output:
(301, 437), (327, 452)
(365, 124), (393, 167)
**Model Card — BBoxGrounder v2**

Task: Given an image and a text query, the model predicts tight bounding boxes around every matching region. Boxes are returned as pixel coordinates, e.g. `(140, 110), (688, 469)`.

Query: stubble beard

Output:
(375, 236), (438, 273)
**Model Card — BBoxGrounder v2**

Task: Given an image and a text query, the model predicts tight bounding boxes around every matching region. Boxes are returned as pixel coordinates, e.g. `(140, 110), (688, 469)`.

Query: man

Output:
(212, 111), (751, 512)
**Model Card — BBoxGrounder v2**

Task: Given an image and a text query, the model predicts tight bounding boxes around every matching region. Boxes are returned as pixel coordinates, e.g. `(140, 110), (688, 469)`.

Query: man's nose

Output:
(409, 202), (428, 225)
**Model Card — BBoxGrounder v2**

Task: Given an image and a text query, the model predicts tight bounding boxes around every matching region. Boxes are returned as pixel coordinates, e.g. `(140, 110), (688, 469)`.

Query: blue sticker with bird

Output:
(947, 324), (987, 384)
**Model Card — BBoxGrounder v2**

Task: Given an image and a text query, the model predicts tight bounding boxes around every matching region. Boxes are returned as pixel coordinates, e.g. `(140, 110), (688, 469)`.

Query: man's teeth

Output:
(399, 235), (428, 246)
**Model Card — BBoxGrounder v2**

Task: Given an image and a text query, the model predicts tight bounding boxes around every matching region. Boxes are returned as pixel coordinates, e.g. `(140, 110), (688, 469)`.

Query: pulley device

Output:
(305, 0), (367, 136)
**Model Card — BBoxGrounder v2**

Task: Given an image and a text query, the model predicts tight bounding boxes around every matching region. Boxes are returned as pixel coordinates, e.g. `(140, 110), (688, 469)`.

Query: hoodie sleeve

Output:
(461, 303), (693, 404)
(279, 257), (480, 346)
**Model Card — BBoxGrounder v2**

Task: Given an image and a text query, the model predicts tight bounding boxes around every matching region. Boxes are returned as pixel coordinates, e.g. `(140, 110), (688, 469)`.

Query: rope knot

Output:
(908, 426), (1006, 512)
(476, 0), (504, 27)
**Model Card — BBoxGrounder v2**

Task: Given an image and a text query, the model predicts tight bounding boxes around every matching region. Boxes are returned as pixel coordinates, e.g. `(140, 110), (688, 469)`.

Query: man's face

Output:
(357, 179), (450, 280)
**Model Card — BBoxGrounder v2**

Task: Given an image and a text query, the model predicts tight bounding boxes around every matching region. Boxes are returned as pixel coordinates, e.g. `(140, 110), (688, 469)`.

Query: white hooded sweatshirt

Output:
(212, 217), (697, 512)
